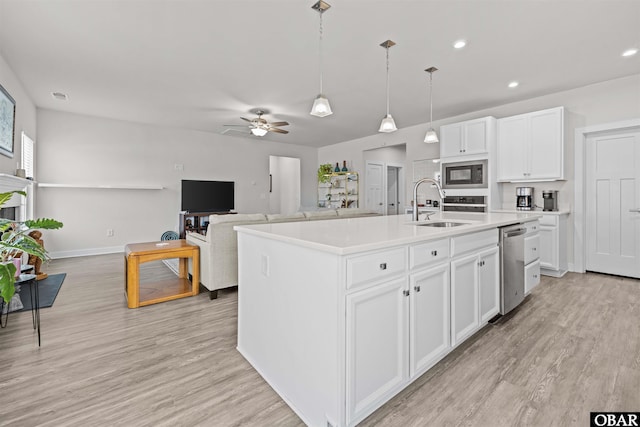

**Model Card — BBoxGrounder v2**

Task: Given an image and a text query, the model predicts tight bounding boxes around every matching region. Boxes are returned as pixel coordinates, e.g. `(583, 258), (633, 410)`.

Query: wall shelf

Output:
(38, 183), (164, 190)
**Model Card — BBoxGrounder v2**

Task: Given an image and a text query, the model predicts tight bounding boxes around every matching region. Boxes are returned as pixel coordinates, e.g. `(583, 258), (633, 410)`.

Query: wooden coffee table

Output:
(124, 240), (199, 308)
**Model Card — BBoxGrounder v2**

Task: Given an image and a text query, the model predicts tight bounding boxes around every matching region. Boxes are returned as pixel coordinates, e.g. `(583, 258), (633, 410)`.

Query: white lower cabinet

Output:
(525, 259), (541, 294)
(478, 246), (500, 323)
(451, 252), (479, 346)
(451, 245), (500, 347)
(346, 277), (408, 424)
(538, 213), (568, 277)
(410, 263), (451, 377)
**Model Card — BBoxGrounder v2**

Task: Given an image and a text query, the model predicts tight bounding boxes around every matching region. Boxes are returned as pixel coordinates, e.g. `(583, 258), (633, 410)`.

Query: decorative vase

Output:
(341, 160), (348, 172)
(334, 163), (340, 173)
(12, 257), (20, 278)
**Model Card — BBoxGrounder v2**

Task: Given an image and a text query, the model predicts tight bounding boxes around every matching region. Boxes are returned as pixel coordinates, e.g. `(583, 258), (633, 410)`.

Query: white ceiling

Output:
(1, 0), (639, 148)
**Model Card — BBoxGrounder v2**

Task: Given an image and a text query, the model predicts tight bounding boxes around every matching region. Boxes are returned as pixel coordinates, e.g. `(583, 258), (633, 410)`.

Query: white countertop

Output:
(235, 211), (542, 255)
(491, 209), (570, 216)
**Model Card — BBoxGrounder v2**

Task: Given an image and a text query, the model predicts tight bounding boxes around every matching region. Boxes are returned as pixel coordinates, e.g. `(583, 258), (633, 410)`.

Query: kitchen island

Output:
(235, 212), (540, 427)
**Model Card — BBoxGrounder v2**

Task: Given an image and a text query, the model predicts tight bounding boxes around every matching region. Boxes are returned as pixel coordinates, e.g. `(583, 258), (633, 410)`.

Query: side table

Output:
(124, 240), (199, 308)
(0, 273), (40, 346)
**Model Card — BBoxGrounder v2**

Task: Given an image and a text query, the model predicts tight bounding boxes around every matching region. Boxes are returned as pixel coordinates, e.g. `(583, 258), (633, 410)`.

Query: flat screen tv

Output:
(181, 180), (234, 213)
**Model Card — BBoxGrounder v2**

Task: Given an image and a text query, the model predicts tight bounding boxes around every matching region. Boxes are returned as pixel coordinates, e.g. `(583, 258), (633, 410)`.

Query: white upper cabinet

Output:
(497, 106), (565, 181)
(440, 117), (496, 159)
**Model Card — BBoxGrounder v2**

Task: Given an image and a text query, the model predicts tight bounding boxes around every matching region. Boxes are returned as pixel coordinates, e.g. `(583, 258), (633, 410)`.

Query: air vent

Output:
(52, 92), (68, 101)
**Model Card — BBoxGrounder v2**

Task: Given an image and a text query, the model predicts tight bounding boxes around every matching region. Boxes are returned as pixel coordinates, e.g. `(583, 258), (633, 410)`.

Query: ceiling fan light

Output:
(310, 94), (333, 117)
(378, 114), (397, 133)
(251, 127), (268, 137)
(424, 129), (439, 144)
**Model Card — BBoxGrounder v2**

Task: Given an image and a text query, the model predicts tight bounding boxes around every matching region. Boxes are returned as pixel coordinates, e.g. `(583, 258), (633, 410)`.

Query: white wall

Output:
(319, 74), (640, 268)
(0, 53), (36, 175)
(36, 109), (317, 257)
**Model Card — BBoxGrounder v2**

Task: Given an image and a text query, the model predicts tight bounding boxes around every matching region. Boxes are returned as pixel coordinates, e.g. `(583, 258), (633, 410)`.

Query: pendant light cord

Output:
(429, 71), (433, 127)
(319, 12), (324, 95)
(385, 47), (390, 116)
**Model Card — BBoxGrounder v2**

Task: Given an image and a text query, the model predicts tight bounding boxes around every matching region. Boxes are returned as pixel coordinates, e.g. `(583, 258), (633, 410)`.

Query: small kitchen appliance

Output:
(542, 190), (558, 211)
(516, 187), (534, 211)
(442, 160), (487, 189)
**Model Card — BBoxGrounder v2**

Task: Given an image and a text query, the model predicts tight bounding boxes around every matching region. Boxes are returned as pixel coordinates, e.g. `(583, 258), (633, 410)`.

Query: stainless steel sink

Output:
(415, 221), (467, 227)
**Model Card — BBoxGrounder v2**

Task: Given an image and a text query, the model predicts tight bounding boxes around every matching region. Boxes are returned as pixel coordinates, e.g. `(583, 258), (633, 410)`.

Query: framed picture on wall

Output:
(0, 83), (16, 158)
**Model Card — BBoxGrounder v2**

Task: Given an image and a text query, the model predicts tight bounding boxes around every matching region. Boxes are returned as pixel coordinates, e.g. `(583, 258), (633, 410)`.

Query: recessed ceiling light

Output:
(453, 40), (466, 49)
(508, 81), (519, 88)
(622, 48), (638, 57)
(52, 92), (68, 101)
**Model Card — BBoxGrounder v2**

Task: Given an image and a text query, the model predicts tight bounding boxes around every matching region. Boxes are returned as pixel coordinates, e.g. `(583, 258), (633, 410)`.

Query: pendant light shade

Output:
(310, 1), (333, 117)
(424, 67), (439, 144)
(379, 114), (397, 132)
(311, 94), (333, 117)
(378, 40), (397, 133)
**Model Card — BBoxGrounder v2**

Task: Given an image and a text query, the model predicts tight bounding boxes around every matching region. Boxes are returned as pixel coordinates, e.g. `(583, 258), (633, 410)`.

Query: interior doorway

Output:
(269, 156), (300, 215)
(387, 166), (400, 215)
(365, 161), (404, 216)
(574, 118), (640, 276)
(585, 129), (640, 278)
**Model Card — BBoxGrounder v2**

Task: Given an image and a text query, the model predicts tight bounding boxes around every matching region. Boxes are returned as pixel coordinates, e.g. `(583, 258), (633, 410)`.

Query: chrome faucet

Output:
(412, 178), (446, 222)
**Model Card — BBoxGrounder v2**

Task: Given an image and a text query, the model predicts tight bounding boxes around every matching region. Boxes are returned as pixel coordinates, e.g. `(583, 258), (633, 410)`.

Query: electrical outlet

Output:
(107, 229), (114, 237)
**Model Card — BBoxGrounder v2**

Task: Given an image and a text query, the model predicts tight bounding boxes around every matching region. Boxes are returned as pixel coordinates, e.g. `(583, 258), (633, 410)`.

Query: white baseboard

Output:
(50, 245), (124, 259)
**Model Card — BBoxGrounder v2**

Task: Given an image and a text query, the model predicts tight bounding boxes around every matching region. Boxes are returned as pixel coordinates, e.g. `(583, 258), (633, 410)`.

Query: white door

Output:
(386, 166), (399, 215)
(346, 278), (408, 424)
(586, 130), (640, 278)
(269, 156), (300, 214)
(366, 161), (385, 215)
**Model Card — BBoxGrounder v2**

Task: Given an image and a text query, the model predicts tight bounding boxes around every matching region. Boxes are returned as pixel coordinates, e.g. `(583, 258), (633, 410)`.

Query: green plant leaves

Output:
(0, 262), (17, 304)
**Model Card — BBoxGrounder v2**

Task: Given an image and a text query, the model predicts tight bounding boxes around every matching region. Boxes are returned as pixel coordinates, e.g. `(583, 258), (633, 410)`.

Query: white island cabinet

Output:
(235, 212), (540, 427)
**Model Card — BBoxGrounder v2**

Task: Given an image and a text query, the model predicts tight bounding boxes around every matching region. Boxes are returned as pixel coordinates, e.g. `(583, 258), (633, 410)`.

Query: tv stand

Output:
(179, 211), (236, 238)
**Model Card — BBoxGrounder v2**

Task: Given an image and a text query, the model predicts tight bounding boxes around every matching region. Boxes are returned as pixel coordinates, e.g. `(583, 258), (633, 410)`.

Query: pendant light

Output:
(424, 67), (439, 143)
(378, 40), (397, 133)
(310, 1), (333, 117)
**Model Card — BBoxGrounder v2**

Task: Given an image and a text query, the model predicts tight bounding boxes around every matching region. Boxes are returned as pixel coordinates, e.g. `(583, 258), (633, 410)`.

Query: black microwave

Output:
(442, 160), (488, 189)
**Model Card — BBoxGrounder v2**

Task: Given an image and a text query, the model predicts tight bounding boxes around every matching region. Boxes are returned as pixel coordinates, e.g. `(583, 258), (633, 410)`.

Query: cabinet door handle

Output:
(533, 247), (537, 251)
(533, 274), (538, 278)
(629, 208), (640, 213)
(414, 285), (421, 292)
(379, 263), (387, 270)
(403, 290), (410, 297)
(431, 250), (438, 256)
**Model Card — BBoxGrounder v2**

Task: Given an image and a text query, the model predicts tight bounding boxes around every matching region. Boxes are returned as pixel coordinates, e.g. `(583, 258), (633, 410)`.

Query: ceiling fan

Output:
(224, 109), (289, 137)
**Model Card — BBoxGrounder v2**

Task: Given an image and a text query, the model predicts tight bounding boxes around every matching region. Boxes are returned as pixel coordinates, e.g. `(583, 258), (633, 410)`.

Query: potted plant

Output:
(317, 163), (333, 183)
(0, 190), (63, 304)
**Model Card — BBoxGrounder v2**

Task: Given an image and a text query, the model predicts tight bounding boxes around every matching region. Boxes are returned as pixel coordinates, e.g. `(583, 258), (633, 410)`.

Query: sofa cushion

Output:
(209, 213), (267, 224)
(266, 212), (306, 223)
(336, 208), (379, 217)
(303, 210), (338, 219)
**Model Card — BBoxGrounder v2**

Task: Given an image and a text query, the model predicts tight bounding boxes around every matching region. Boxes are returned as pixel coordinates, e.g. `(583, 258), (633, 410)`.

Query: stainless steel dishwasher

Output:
(500, 223), (527, 315)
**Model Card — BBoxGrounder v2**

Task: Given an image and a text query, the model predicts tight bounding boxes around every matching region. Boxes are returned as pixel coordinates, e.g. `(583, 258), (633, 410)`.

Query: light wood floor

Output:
(0, 254), (638, 427)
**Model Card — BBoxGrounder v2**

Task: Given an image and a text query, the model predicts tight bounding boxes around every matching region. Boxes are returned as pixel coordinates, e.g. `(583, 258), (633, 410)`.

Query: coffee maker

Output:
(542, 190), (558, 211)
(516, 187), (534, 211)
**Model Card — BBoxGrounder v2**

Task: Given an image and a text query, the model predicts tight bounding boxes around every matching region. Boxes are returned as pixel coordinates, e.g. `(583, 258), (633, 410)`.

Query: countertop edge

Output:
(235, 214), (542, 255)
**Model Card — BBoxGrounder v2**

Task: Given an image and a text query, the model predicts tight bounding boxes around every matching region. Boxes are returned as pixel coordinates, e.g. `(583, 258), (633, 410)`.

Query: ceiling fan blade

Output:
(240, 117), (252, 122)
(269, 121), (289, 127)
(224, 124), (250, 127)
(269, 128), (289, 134)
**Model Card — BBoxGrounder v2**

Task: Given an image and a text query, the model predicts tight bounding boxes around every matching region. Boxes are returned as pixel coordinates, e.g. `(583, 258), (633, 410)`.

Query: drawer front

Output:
(525, 259), (541, 294)
(539, 215), (558, 226)
(347, 247), (407, 290)
(451, 229), (498, 258)
(525, 220), (540, 235)
(524, 234), (540, 265)
(410, 239), (450, 270)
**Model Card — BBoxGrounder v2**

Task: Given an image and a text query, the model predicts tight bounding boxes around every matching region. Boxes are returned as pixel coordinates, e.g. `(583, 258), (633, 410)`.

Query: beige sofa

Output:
(186, 209), (379, 299)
